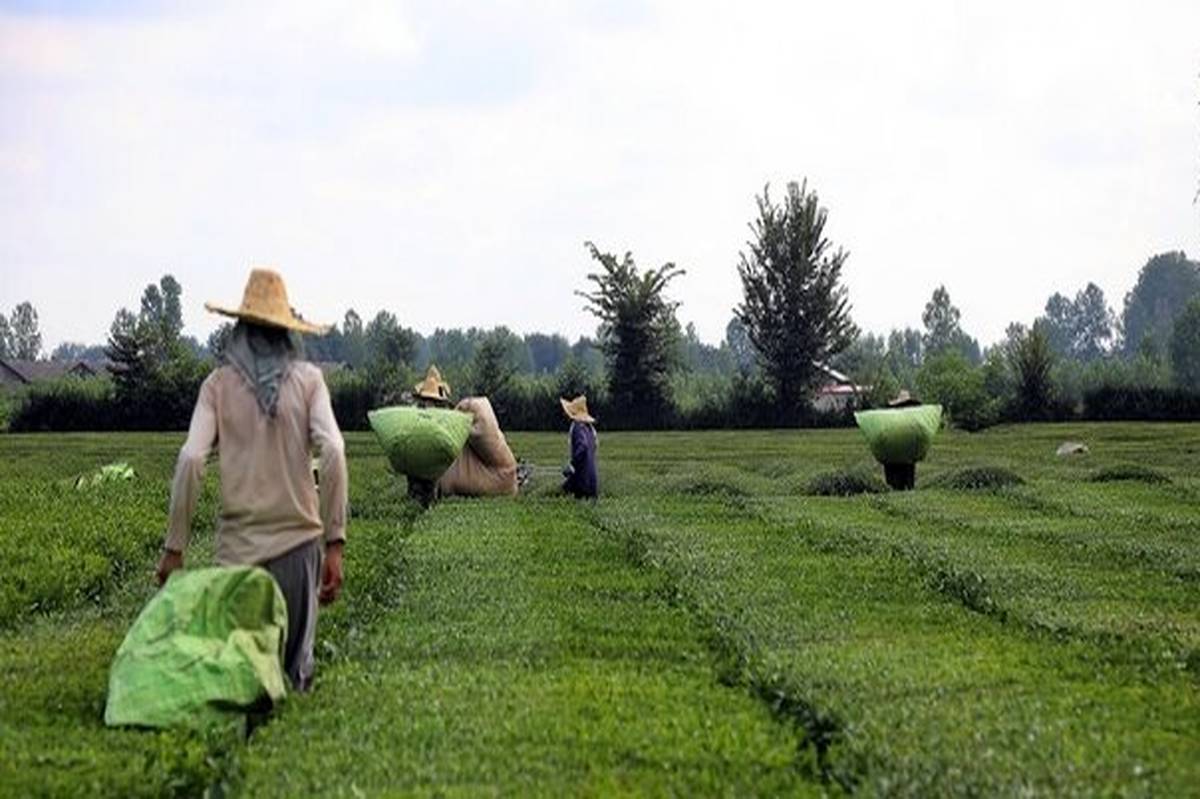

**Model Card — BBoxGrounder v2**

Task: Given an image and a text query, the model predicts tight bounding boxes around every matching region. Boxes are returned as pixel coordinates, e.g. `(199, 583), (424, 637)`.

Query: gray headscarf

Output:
(224, 321), (301, 417)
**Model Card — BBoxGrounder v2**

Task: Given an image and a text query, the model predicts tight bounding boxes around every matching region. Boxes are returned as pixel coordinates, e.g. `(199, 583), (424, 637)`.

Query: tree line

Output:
(5, 180), (1200, 431)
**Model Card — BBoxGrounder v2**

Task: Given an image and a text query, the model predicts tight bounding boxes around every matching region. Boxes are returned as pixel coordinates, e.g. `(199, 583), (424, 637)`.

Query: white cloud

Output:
(2, 0), (1198, 351)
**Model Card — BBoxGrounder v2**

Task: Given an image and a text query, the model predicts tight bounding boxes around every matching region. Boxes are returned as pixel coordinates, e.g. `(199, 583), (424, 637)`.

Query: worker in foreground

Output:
(560, 395), (598, 499)
(406, 365), (522, 505)
(155, 268), (348, 691)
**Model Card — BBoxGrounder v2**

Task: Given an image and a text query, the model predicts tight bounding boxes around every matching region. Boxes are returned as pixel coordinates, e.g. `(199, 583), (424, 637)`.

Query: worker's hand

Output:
(319, 542), (344, 605)
(156, 549), (184, 587)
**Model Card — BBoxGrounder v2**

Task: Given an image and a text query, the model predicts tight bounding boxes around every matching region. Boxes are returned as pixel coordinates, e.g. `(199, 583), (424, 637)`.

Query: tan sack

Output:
(437, 397), (518, 497)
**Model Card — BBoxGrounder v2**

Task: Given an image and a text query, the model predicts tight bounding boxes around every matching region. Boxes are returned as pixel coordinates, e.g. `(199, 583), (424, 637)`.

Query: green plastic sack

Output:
(104, 566), (288, 729)
(368, 406), (473, 480)
(854, 404), (943, 465)
(75, 461), (135, 489)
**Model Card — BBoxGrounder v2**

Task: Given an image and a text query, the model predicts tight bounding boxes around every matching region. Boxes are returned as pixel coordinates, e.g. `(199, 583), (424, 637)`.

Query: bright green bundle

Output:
(105, 566), (288, 729)
(854, 404), (943, 465)
(74, 461), (135, 489)
(368, 406), (473, 480)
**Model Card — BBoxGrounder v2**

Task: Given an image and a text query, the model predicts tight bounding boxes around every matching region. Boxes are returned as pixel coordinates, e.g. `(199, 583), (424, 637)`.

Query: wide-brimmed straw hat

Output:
(887, 390), (921, 408)
(205, 267), (329, 334)
(560, 395), (596, 424)
(414, 365), (453, 404)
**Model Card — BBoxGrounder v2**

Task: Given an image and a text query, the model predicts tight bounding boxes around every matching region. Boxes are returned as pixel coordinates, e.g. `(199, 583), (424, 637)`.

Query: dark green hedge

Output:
(1082, 386), (1200, 421)
(13, 370), (1197, 432)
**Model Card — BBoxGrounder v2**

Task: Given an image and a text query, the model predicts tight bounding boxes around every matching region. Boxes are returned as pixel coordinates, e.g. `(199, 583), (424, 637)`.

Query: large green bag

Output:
(854, 404), (943, 465)
(368, 406), (473, 480)
(104, 567), (288, 729)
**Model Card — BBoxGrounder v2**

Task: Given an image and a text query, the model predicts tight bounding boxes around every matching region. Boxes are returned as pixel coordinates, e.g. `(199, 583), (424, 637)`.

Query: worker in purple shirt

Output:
(559, 395), (598, 499)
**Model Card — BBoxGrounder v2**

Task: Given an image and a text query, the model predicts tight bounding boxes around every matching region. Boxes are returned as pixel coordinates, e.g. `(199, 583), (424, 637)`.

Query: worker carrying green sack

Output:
(154, 268), (348, 694)
(105, 566), (288, 729)
(854, 391), (943, 490)
(368, 385), (474, 501)
(380, 366), (521, 507)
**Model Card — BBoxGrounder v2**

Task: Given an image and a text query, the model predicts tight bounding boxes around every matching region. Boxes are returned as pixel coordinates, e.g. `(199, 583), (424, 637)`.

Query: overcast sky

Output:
(2, 0), (1198, 352)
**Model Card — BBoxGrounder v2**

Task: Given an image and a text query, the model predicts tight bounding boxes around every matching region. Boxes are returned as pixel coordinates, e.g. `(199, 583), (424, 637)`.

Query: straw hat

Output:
(414, 365), (453, 404)
(205, 268), (329, 334)
(887, 390), (921, 408)
(560, 395), (596, 424)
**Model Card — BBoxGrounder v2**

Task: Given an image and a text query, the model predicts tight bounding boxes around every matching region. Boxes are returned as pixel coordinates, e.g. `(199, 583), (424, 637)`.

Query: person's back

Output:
(559, 395), (599, 500)
(184, 361), (341, 564)
(565, 420), (598, 498)
(156, 269), (347, 692)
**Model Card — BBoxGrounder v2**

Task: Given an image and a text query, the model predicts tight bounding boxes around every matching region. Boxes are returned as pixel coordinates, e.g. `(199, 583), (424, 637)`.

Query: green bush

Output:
(916, 352), (1000, 431)
(1170, 297), (1200, 391)
(932, 466), (1024, 490)
(0, 391), (13, 432)
(8, 377), (119, 432)
(677, 478), (751, 498)
(112, 353), (212, 431)
(1083, 386), (1200, 421)
(1053, 355), (1171, 412)
(1090, 464), (1171, 485)
(806, 469), (888, 496)
(0, 480), (168, 625)
(491, 374), (564, 431)
(9, 362), (214, 432)
(326, 369), (375, 431)
(1006, 322), (1057, 420)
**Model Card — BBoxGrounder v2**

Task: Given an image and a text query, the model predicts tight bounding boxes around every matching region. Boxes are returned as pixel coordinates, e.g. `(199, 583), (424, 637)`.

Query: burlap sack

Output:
(437, 397), (518, 497)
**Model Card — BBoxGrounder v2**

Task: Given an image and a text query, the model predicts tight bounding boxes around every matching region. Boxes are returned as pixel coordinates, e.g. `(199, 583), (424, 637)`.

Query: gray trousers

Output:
(262, 538), (322, 692)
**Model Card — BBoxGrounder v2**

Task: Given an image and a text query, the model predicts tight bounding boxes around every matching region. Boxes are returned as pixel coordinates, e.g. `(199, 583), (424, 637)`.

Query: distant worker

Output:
(405, 365), (454, 507)
(156, 268), (348, 692)
(406, 365), (523, 505)
(560, 395), (598, 499)
(881, 390), (921, 490)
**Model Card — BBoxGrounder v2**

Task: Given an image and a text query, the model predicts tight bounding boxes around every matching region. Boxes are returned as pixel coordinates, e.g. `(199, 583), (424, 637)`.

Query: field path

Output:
(239, 498), (824, 796)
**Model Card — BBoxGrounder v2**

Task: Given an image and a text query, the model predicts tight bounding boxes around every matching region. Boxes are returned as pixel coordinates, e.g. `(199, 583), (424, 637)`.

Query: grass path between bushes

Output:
(239, 499), (821, 796)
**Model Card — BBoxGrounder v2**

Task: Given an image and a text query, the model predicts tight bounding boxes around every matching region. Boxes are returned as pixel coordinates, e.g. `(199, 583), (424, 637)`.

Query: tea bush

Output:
(931, 465), (1025, 490)
(606, 491), (1200, 795)
(1090, 464), (1172, 484)
(806, 468), (888, 496)
(0, 480), (180, 626)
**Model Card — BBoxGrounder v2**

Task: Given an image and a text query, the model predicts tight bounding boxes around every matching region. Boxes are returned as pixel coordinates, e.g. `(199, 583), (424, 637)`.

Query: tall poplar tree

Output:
(735, 180), (856, 415)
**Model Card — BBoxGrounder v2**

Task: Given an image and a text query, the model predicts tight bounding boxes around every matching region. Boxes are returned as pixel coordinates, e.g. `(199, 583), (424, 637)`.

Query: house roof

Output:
(0, 359), (98, 384)
(815, 382), (869, 396)
(814, 361), (852, 385)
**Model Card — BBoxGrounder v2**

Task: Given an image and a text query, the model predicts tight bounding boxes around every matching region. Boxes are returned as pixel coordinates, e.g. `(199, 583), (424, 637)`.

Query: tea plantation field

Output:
(1, 424), (1198, 796)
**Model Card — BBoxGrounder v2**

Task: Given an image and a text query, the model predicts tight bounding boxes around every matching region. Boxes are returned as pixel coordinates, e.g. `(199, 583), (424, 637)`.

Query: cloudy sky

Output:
(2, 0), (1198, 352)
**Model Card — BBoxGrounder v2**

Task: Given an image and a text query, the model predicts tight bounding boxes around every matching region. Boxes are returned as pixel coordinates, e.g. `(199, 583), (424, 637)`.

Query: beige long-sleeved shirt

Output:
(164, 362), (347, 565)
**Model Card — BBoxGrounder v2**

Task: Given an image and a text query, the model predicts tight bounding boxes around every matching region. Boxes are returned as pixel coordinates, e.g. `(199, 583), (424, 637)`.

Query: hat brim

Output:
(413, 390), (453, 405)
(560, 398), (596, 424)
(205, 302), (329, 335)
